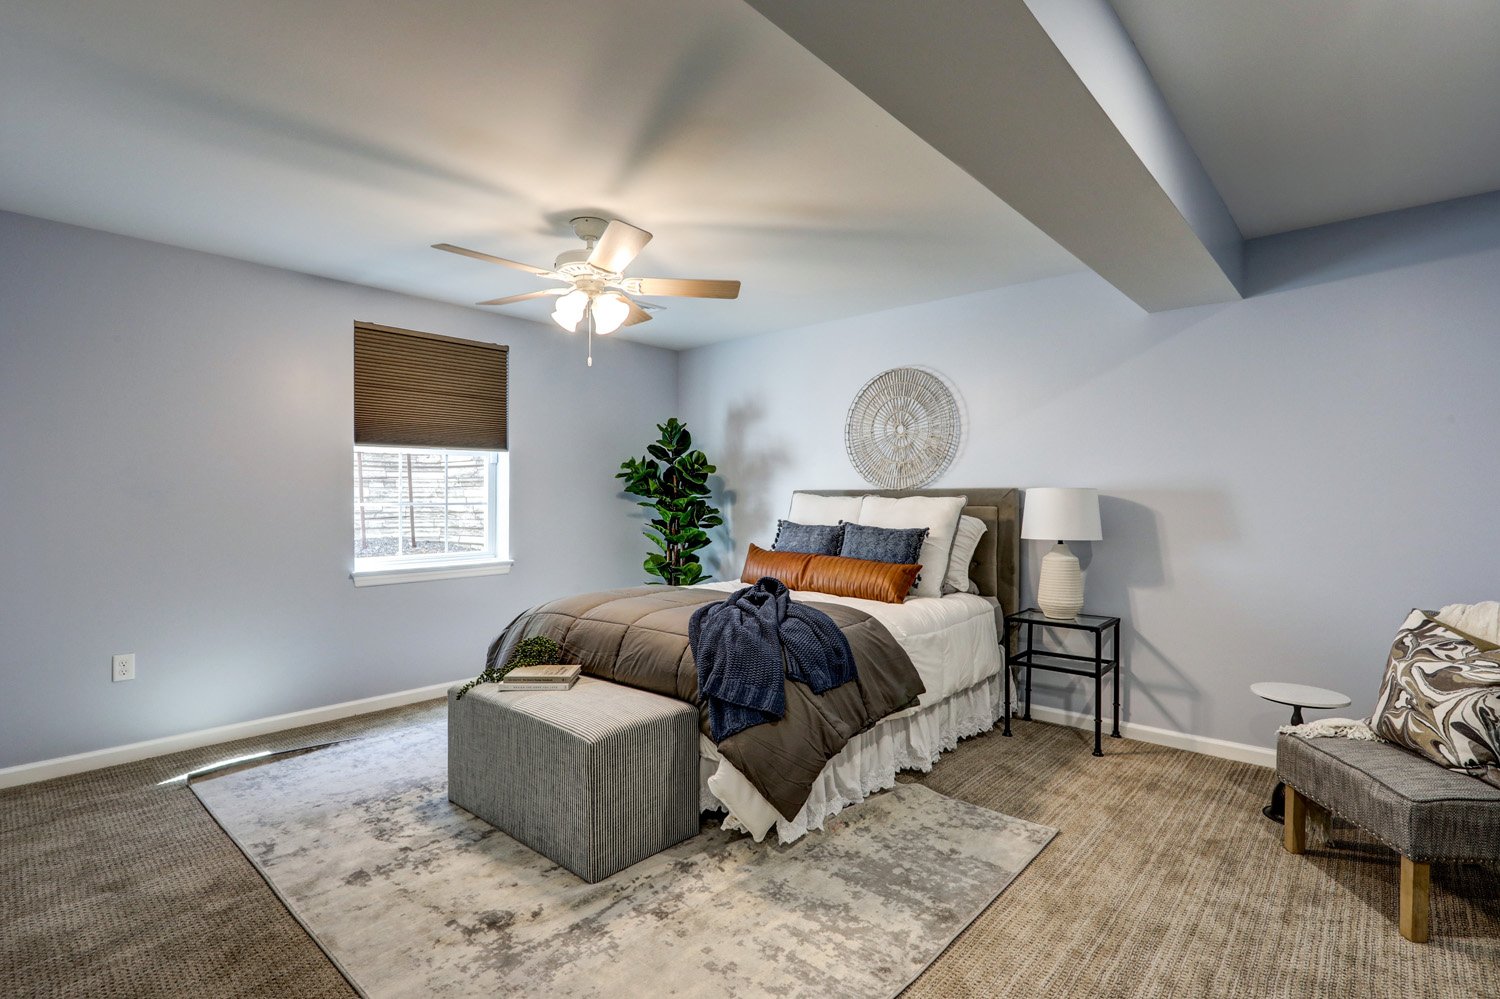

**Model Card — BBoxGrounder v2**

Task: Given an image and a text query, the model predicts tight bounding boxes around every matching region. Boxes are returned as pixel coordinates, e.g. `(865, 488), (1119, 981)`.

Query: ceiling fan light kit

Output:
(433, 215), (742, 365)
(550, 288), (590, 332)
(587, 292), (631, 334)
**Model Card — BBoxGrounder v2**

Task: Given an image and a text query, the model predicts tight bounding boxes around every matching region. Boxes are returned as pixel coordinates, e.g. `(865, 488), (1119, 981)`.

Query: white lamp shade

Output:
(551, 289), (589, 332)
(1021, 487), (1102, 541)
(590, 293), (629, 334)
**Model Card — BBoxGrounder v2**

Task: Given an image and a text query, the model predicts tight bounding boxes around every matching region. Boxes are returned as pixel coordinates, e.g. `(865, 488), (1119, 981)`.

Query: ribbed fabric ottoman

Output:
(448, 676), (700, 883)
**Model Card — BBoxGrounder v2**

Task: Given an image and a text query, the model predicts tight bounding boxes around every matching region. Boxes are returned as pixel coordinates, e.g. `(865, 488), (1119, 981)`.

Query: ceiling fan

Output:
(433, 217), (740, 363)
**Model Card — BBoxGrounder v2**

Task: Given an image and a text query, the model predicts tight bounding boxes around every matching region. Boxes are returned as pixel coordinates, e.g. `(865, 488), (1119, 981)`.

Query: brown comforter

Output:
(485, 586), (925, 820)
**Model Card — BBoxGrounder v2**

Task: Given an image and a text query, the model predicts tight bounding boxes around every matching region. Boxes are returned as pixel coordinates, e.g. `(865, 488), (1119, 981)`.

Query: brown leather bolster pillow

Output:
(741, 543), (921, 604)
(741, 544), (813, 588)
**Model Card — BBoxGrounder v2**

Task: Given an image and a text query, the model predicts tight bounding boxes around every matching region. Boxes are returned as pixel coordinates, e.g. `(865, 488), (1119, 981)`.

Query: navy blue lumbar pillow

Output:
(771, 520), (845, 555)
(839, 522), (928, 565)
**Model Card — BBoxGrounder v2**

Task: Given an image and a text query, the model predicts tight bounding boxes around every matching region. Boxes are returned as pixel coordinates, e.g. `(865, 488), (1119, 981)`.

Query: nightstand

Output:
(1003, 608), (1122, 756)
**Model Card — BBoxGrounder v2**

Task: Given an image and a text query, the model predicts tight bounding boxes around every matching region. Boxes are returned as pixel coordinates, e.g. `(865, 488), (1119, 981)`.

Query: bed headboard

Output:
(795, 489), (1021, 620)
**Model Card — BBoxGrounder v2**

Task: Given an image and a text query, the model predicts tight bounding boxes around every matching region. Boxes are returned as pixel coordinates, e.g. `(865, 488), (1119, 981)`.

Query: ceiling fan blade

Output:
(476, 288), (567, 307)
(633, 278), (741, 299)
(623, 298), (654, 327)
(432, 243), (554, 277)
(587, 220), (652, 273)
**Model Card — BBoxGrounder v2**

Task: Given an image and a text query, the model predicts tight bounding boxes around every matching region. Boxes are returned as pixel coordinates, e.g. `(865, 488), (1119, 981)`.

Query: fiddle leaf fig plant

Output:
(617, 418), (722, 586)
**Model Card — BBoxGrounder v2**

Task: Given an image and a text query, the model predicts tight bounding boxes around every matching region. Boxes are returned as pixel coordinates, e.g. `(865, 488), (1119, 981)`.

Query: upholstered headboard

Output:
(794, 489), (1021, 621)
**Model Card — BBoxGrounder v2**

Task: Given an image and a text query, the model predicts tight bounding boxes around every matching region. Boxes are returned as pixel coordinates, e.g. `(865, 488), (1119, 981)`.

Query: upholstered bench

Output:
(1277, 732), (1500, 942)
(448, 676), (700, 883)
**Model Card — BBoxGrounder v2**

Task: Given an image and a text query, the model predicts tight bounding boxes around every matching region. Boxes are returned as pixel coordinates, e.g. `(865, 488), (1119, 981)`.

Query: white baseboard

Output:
(2, 682), (1277, 792)
(1022, 704), (1276, 769)
(0, 680), (462, 790)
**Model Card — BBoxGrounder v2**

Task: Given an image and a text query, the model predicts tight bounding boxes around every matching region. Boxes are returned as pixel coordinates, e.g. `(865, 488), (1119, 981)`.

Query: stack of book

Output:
(496, 664), (582, 691)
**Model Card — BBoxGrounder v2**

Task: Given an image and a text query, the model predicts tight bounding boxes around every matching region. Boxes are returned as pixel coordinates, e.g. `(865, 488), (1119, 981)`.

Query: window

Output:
(351, 322), (510, 585)
(353, 446), (508, 561)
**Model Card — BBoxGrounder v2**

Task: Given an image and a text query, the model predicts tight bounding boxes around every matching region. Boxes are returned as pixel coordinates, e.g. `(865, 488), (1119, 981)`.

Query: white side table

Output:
(1252, 682), (1351, 823)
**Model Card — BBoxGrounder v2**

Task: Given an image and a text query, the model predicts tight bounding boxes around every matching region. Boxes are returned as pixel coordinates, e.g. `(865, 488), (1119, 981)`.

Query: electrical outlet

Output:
(112, 653), (135, 682)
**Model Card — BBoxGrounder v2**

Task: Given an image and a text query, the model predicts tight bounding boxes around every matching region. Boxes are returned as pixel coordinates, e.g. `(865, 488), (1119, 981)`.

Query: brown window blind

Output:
(354, 322), (507, 450)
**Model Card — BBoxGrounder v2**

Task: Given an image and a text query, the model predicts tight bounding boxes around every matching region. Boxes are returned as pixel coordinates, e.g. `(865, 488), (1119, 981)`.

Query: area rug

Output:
(191, 720), (1055, 998)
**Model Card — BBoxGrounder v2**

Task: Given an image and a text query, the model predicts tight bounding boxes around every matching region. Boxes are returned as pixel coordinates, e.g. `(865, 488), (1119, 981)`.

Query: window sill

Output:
(350, 558), (513, 587)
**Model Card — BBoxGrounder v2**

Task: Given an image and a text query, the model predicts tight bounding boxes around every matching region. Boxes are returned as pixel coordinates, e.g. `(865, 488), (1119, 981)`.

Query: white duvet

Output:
(691, 581), (1004, 840)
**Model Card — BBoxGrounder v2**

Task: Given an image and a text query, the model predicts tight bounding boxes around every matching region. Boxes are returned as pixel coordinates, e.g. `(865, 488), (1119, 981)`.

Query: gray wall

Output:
(6, 191), (1498, 767)
(679, 192), (1500, 751)
(0, 211), (678, 767)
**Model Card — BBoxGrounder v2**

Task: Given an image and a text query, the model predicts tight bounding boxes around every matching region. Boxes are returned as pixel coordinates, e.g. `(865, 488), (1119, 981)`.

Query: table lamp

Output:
(1021, 487), (1102, 619)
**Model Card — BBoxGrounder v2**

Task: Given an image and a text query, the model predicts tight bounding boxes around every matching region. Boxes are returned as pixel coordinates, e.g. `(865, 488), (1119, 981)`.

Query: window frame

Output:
(349, 444), (512, 587)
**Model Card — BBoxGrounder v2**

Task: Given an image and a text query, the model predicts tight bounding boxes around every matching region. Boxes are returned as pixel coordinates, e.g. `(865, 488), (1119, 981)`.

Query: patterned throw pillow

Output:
(838, 523), (927, 566)
(1369, 610), (1500, 787)
(771, 520), (845, 555)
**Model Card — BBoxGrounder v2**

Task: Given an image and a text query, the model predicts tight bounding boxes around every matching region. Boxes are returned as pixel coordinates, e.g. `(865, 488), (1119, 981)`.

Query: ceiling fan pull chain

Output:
(587, 304), (594, 367)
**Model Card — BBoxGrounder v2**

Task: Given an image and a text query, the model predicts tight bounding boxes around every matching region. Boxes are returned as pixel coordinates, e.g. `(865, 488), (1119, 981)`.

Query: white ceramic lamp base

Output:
(1037, 542), (1084, 619)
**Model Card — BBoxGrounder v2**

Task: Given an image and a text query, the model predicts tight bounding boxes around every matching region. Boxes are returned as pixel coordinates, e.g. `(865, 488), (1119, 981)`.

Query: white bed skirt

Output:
(701, 674), (1007, 843)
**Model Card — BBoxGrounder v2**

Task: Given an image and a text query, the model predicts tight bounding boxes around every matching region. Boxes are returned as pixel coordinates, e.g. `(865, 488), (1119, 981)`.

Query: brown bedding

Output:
(485, 586), (925, 820)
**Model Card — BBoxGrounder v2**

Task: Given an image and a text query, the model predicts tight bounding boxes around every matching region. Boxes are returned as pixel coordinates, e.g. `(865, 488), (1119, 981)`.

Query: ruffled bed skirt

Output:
(702, 674), (1007, 844)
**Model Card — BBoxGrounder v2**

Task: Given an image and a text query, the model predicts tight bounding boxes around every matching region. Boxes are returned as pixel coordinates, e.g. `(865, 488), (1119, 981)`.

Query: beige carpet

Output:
(2, 703), (1496, 998)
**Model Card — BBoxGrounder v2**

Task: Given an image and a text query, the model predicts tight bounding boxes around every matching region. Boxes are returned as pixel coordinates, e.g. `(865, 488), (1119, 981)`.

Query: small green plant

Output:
(455, 635), (564, 699)
(616, 418), (722, 586)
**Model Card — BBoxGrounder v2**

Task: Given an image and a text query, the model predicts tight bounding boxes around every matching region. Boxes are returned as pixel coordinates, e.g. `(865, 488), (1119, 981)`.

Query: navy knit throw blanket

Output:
(689, 577), (857, 742)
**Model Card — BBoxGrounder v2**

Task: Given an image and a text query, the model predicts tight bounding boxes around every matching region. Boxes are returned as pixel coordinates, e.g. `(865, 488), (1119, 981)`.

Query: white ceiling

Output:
(0, 0), (1080, 349)
(1109, 0), (1500, 238)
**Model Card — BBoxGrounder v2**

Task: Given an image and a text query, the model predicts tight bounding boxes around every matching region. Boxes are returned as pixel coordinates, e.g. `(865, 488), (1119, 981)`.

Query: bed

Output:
(480, 488), (1021, 844)
(695, 488), (1020, 841)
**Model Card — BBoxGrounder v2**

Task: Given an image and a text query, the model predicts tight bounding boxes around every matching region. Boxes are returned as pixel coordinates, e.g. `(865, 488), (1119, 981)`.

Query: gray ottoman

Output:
(1277, 733), (1500, 942)
(448, 676), (700, 883)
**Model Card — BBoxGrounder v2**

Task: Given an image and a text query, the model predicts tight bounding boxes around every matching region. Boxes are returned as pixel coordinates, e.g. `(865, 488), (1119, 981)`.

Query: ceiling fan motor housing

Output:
(552, 248), (598, 276)
(557, 217), (620, 282)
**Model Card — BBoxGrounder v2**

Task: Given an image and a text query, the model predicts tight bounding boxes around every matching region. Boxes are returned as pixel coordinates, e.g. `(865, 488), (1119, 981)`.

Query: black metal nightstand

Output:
(1003, 608), (1122, 756)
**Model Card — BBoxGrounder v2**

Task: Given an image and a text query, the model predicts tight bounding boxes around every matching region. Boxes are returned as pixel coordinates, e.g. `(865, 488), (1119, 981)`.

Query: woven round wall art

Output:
(844, 367), (962, 489)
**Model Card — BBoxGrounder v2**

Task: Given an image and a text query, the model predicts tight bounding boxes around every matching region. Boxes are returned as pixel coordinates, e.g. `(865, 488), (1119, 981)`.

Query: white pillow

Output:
(1436, 602), (1500, 646)
(787, 492), (864, 526)
(944, 515), (987, 595)
(857, 494), (967, 599)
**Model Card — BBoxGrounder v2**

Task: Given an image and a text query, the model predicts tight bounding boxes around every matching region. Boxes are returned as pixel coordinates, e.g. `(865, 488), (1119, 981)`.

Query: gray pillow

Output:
(839, 522), (927, 565)
(772, 520), (845, 555)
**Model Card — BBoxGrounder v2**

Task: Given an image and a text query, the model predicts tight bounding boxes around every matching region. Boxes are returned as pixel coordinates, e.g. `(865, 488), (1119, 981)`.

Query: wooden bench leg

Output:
(1400, 856), (1430, 943)
(1283, 784), (1307, 854)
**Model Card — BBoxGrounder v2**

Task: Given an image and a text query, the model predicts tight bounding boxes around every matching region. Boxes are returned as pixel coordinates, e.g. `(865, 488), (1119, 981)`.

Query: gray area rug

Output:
(190, 720), (1054, 999)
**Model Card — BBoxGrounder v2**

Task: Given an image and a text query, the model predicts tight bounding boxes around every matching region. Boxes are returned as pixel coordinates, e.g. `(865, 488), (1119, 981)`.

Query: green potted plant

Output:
(616, 418), (722, 586)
